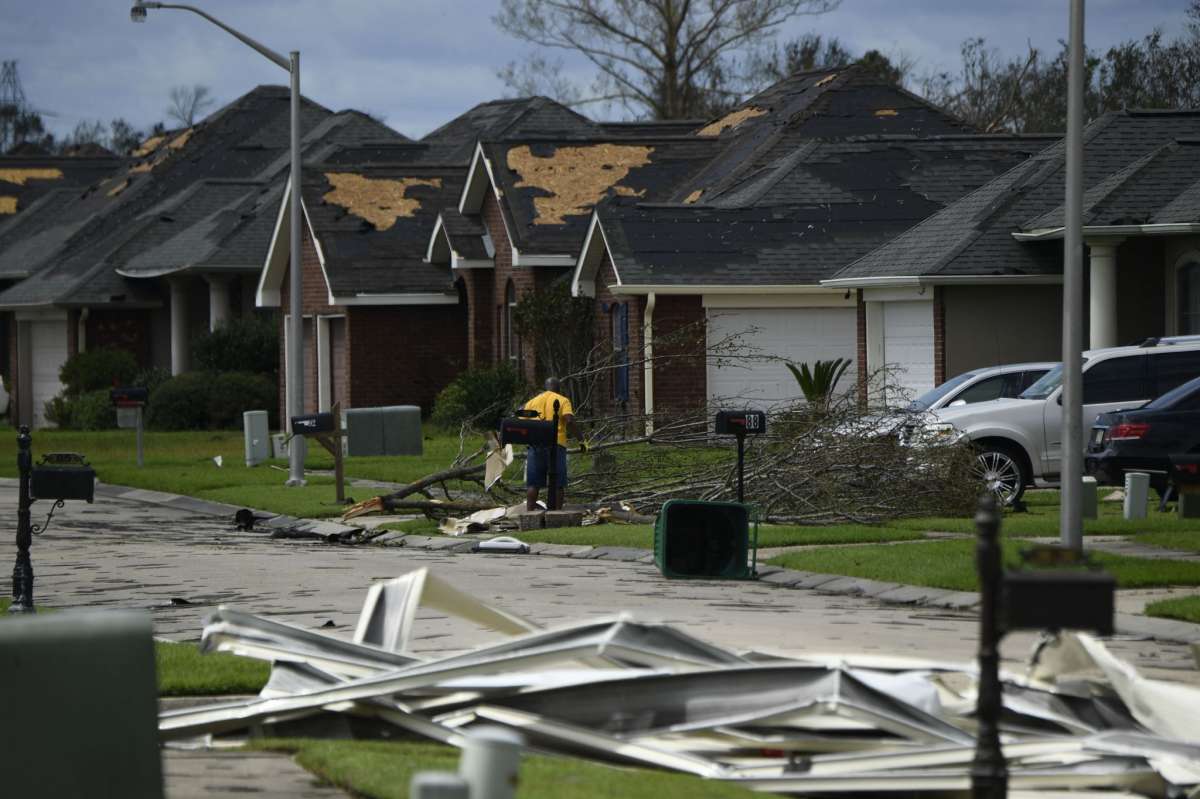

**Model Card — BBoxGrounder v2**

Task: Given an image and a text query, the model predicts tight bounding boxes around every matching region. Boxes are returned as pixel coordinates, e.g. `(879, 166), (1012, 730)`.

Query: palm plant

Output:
(786, 358), (852, 409)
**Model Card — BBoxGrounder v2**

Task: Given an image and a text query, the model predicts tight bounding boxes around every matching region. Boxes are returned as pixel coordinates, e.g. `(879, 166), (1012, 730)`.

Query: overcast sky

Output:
(1, 0), (1192, 142)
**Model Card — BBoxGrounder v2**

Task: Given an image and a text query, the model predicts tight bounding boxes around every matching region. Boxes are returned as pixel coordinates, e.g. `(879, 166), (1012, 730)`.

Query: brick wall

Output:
(933, 286), (946, 386)
(279, 228), (345, 419)
(86, 309), (152, 366)
(591, 255), (644, 418)
(651, 295), (706, 416)
(346, 300), (468, 413)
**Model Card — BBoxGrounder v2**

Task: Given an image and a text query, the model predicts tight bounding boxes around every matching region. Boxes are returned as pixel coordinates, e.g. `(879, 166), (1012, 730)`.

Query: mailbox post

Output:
(290, 401), (347, 503)
(111, 386), (149, 468)
(9, 426), (95, 613)
(971, 494), (1114, 799)
(714, 410), (766, 502)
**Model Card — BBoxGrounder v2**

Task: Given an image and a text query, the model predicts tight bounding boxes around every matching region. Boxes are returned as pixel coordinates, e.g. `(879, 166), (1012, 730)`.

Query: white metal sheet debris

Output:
(162, 568), (1200, 797)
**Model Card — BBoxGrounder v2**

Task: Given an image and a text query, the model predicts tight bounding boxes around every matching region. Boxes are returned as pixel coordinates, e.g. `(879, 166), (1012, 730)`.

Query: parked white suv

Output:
(929, 337), (1200, 504)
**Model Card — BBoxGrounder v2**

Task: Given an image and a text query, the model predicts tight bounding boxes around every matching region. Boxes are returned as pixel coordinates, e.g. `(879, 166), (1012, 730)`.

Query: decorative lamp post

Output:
(130, 1), (306, 486)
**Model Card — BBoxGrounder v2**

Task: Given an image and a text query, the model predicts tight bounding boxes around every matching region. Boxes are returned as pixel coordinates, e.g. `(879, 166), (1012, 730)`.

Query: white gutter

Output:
(334, 293), (460, 306)
(820, 274), (1063, 289)
(643, 291), (656, 435)
(611, 283), (851, 296)
(1012, 222), (1200, 241)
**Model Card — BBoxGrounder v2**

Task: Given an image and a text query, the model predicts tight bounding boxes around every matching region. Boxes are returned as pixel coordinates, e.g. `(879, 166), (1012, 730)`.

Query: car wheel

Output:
(973, 444), (1028, 506)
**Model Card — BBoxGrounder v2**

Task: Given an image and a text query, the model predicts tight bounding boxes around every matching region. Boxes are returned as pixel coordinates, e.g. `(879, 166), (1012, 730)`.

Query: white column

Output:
(207, 275), (232, 331)
(169, 278), (189, 375)
(1087, 240), (1121, 349)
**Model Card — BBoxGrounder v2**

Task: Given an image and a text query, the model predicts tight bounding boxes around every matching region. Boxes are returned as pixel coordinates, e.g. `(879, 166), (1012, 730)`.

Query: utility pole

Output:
(0, 61), (30, 152)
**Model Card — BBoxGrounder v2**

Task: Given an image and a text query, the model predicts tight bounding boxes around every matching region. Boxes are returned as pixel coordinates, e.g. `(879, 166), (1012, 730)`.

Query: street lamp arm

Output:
(136, 2), (290, 70)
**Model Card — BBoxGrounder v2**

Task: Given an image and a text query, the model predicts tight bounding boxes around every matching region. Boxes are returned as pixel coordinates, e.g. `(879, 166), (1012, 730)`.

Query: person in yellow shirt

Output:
(523, 377), (584, 511)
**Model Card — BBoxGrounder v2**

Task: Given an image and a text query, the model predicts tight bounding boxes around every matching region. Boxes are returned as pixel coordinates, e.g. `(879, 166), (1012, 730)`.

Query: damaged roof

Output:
(673, 65), (974, 205)
(0, 85), (404, 309)
(0, 154), (126, 218)
(421, 96), (600, 165)
(828, 109), (1200, 285)
(480, 136), (722, 256)
(588, 134), (1048, 289)
(301, 163), (467, 297)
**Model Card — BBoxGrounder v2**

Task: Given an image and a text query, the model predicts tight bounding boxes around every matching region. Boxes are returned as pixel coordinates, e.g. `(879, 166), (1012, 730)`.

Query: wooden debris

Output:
(0, 167), (64, 185)
(322, 172), (442, 231)
(695, 107), (767, 137)
(0, 196), (16, 214)
(506, 144), (653, 225)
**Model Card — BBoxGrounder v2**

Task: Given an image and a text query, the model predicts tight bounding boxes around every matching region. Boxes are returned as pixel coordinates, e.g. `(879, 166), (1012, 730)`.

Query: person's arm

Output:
(563, 413), (587, 450)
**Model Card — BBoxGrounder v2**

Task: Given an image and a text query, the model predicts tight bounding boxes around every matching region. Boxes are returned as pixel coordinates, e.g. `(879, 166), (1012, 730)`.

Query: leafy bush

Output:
(44, 390), (118, 430)
(133, 366), (172, 396)
(146, 371), (278, 430)
(431, 364), (528, 430)
(58, 348), (139, 395)
(191, 316), (279, 375)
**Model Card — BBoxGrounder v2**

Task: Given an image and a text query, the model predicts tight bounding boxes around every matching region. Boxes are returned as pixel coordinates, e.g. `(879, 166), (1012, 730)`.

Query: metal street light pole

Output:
(1061, 0), (1086, 550)
(131, 2), (306, 486)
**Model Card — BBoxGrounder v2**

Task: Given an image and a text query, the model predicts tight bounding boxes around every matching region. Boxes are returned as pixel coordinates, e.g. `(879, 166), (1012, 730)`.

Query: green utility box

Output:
(654, 499), (757, 579)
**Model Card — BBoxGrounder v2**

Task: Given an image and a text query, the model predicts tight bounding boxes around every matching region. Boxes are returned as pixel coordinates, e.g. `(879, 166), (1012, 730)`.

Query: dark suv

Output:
(1086, 375), (1200, 493)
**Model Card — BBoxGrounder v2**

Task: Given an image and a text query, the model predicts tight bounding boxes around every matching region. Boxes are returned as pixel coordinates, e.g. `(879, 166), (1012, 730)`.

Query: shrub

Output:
(44, 389), (117, 430)
(133, 366), (172, 396)
(147, 371), (278, 430)
(431, 364), (528, 431)
(58, 348), (139, 395)
(191, 316), (279, 375)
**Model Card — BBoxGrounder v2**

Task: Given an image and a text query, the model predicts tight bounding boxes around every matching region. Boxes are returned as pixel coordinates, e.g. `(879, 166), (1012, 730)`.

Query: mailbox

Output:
(110, 386), (149, 405)
(1001, 546), (1115, 635)
(30, 453), (95, 503)
(291, 412), (335, 435)
(499, 417), (556, 448)
(715, 410), (767, 436)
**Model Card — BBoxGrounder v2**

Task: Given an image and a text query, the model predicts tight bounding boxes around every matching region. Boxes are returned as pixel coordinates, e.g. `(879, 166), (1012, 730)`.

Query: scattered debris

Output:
(472, 536), (530, 554)
(213, 455), (223, 468)
(163, 569), (1200, 796)
(0, 167), (64, 185)
(233, 509), (255, 532)
(506, 144), (652, 224)
(695, 107), (767, 137)
(169, 597), (193, 606)
(322, 173), (442, 231)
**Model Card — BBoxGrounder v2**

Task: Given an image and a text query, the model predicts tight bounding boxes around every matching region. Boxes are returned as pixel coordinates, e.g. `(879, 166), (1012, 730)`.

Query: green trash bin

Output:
(654, 499), (757, 579)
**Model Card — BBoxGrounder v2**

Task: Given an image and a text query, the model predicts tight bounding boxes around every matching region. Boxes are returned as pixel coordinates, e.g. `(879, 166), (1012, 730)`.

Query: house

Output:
(823, 109), (1200, 398)
(0, 85), (402, 427)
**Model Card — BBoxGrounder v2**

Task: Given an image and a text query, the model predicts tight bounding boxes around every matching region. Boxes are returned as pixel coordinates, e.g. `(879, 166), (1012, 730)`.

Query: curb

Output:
(91, 481), (1200, 646)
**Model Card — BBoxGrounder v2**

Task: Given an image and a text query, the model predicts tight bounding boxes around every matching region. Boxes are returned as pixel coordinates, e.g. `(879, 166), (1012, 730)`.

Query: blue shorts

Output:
(526, 445), (567, 488)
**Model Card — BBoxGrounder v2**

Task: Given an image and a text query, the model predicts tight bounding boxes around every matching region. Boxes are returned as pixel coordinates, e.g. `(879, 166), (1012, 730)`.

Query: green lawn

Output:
(0, 598), (269, 695)
(249, 739), (758, 799)
(768, 539), (1200, 592)
(1132, 530), (1200, 553)
(1145, 595), (1200, 624)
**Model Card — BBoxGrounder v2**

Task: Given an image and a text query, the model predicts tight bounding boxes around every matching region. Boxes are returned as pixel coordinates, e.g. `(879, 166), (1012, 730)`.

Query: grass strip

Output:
(1144, 595), (1200, 624)
(1131, 530), (1200, 554)
(768, 539), (1200, 592)
(0, 598), (268, 695)
(248, 738), (759, 799)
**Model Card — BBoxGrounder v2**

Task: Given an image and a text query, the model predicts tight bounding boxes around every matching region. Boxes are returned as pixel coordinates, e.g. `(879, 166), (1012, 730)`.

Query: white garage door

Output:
(707, 307), (856, 406)
(30, 319), (68, 428)
(881, 300), (934, 398)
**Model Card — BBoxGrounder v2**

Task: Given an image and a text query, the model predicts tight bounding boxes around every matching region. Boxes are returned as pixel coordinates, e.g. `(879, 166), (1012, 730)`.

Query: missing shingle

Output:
(322, 173), (442, 231)
(874, 109), (899, 117)
(684, 189), (704, 204)
(0, 167), (64, 186)
(0, 196), (16, 214)
(506, 143), (653, 225)
(695, 107), (767, 137)
(132, 135), (165, 157)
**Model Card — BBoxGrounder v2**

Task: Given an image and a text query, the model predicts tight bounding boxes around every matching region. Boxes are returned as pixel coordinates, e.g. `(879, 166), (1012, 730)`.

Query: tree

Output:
(166, 84), (214, 127)
(750, 34), (911, 87)
(493, 0), (840, 120)
(108, 118), (143, 154)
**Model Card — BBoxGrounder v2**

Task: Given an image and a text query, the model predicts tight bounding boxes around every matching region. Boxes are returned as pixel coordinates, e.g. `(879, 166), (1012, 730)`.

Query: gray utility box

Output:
(244, 410), (270, 466)
(346, 405), (422, 456)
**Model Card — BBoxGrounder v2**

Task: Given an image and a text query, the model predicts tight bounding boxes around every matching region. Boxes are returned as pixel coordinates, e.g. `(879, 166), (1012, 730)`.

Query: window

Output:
(1145, 376), (1200, 411)
(1148, 350), (1200, 398)
(1180, 262), (1200, 335)
(1018, 369), (1050, 393)
(612, 302), (629, 403)
(1082, 355), (1149, 404)
(954, 375), (1006, 404)
(505, 281), (520, 365)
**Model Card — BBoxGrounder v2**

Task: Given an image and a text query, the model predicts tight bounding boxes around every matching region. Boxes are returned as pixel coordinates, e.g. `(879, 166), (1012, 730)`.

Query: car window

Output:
(953, 375), (1007, 404)
(908, 372), (976, 411)
(1145, 376), (1200, 410)
(1082, 355), (1149, 404)
(1019, 369), (1049, 392)
(1021, 364), (1065, 399)
(1148, 349), (1200, 397)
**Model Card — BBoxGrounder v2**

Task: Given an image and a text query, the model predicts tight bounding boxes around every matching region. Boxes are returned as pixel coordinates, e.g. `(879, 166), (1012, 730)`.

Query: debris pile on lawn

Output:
(163, 568), (1200, 796)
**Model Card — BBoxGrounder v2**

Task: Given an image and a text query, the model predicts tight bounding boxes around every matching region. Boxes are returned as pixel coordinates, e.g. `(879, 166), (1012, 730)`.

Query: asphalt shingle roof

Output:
(830, 110), (1200, 283)
(421, 97), (600, 164)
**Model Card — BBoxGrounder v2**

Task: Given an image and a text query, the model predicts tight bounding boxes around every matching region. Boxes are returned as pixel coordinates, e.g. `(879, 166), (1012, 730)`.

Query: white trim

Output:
(512, 249), (575, 267)
(425, 214), (450, 264)
(822, 274), (1063, 289)
(257, 175), (292, 307)
(256, 181), (328, 308)
(571, 213), (618, 297)
(1013, 222), (1200, 241)
(458, 143), (497, 216)
(332, 293), (460, 306)
(609, 283), (855, 296)
(863, 286), (927, 303)
(703, 291), (853, 309)
(453, 257), (494, 270)
(426, 213), (494, 270)
(1174, 249), (1200, 336)
(865, 301), (884, 377)
(316, 315), (332, 412)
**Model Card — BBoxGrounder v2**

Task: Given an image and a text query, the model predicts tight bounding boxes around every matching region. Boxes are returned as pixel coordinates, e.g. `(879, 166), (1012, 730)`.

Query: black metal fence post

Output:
(971, 493), (1006, 798)
(10, 425), (34, 613)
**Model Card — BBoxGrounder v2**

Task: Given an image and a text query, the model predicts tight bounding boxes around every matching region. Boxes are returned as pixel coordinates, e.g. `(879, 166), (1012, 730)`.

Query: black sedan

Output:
(1087, 375), (1200, 493)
